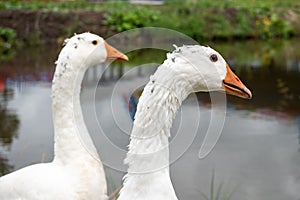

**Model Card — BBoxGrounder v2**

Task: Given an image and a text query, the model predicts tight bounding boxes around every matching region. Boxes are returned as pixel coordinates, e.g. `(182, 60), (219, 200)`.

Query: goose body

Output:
(118, 45), (251, 200)
(0, 32), (128, 200)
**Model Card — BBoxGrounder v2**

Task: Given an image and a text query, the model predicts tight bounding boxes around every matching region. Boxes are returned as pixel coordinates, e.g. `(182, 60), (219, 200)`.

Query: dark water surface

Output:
(0, 39), (299, 199)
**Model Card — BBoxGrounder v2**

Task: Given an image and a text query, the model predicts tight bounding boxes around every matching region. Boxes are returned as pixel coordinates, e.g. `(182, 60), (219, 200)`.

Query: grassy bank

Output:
(0, 0), (300, 44)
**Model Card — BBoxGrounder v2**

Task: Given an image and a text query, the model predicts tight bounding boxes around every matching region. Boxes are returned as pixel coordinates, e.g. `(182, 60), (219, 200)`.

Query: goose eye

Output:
(92, 40), (98, 45)
(209, 54), (218, 62)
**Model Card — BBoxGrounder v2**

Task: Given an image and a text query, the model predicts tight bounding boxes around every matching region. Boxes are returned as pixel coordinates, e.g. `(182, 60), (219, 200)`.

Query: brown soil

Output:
(0, 10), (111, 44)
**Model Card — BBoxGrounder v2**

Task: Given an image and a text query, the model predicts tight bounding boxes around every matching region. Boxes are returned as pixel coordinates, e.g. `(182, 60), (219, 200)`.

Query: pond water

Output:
(0, 39), (300, 200)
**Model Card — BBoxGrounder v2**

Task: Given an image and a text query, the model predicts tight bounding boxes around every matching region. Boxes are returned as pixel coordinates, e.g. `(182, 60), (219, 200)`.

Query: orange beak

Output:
(104, 41), (129, 61)
(223, 64), (252, 99)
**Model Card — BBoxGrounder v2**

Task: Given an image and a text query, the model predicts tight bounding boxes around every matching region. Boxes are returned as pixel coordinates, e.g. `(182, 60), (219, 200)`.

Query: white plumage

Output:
(0, 32), (128, 200)
(118, 45), (251, 200)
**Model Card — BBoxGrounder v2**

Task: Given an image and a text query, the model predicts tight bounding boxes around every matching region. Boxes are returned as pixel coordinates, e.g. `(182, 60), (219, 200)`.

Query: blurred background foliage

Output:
(0, 0), (299, 47)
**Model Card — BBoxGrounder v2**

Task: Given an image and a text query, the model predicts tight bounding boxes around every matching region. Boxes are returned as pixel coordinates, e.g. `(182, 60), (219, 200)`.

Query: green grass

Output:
(1, 0), (299, 11)
(0, 0), (299, 41)
(201, 170), (236, 200)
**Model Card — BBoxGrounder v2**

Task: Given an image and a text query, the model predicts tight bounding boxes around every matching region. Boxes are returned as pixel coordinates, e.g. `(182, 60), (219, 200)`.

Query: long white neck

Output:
(52, 55), (99, 164)
(119, 63), (193, 200)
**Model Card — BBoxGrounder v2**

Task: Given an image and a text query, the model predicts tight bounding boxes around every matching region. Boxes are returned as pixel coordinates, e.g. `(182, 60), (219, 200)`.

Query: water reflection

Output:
(0, 40), (299, 143)
(0, 45), (57, 175)
(0, 155), (12, 176)
(0, 88), (19, 148)
(0, 88), (19, 175)
(297, 116), (300, 152)
(0, 39), (299, 199)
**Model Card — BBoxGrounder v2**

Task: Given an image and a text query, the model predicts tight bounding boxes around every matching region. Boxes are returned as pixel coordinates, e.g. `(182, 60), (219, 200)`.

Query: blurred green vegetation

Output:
(103, 4), (158, 32)
(0, 0), (299, 41)
(1, 0), (299, 10)
(0, 27), (17, 61)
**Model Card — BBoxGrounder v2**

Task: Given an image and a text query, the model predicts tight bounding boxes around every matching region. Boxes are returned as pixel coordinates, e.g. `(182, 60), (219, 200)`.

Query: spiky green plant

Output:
(201, 170), (236, 200)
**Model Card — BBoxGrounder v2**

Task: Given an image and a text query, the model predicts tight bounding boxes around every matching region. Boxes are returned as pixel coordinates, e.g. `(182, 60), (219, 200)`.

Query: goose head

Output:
(166, 45), (252, 99)
(58, 32), (128, 69)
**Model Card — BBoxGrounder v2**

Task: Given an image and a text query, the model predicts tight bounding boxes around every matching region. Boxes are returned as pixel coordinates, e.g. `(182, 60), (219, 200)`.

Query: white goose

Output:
(0, 32), (128, 200)
(118, 45), (252, 200)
